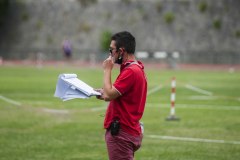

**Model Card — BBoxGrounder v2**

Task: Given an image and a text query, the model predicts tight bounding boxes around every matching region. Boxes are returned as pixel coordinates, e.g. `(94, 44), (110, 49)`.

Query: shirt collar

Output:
(120, 60), (144, 71)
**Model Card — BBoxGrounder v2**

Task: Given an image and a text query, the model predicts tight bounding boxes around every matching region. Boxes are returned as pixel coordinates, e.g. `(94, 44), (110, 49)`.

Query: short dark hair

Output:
(111, 31), (136, 54)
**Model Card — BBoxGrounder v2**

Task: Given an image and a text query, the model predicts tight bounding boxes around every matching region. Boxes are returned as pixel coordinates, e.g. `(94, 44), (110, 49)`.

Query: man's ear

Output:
(119, 48), (124, 55)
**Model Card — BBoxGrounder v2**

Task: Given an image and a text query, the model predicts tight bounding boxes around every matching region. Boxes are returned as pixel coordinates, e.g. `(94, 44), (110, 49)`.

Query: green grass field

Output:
(0, 65), (239, 160)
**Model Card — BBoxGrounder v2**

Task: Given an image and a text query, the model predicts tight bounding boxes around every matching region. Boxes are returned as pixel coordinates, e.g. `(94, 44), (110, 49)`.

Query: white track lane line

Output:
(0, 95), (22, 106)
(147, 135), (240, 145)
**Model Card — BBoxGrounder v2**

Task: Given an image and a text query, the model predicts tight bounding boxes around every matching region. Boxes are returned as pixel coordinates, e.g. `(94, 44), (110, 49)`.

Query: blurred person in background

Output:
(96, 31), (147, 160)
(62, 38), (72, 60)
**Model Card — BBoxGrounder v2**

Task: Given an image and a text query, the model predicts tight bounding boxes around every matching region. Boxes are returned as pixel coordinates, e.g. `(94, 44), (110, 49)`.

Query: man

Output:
(96, 31), (147, 160)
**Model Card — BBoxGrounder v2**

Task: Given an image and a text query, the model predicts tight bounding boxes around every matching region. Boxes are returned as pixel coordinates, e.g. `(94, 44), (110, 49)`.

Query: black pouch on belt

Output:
(110, 120), (120, 136)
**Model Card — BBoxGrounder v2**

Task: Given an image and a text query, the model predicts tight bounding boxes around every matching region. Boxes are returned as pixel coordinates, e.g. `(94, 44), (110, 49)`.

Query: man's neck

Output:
(123, 53), (136, 63)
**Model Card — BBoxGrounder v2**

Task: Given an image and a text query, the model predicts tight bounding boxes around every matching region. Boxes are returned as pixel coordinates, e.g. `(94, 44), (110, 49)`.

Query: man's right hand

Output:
(94, 88), (104, 100)
(103, 56), (114, 71)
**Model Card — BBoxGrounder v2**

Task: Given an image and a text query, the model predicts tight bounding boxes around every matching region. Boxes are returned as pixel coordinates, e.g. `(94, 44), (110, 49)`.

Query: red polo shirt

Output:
(104, 60), (147, 136)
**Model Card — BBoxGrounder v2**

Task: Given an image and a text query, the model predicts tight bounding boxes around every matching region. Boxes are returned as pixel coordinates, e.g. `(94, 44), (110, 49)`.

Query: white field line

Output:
(91, 103), (109, 112)
(91, 85), (163, 112)
(147, 135), (240, 145)
(91, 106), (107, 112)
(147, 85), (162, 96)
(42, 108), (69, 114)
(91, 103), (240, 112)
(0, 95), (22, 106)
(92, 103), (240, 112)
(147, 103), (240, 111)
(188, 95), (217, 100)
(185, 84), (212, 96)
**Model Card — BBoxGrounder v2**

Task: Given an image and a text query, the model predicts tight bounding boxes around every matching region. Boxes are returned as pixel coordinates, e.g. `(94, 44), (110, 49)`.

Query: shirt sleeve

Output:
(113, 68), (134, 95)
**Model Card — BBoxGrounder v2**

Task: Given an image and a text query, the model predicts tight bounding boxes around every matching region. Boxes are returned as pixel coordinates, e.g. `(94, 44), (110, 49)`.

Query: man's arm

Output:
(103, 69), (120, 101)
(102, 56), (121, 101)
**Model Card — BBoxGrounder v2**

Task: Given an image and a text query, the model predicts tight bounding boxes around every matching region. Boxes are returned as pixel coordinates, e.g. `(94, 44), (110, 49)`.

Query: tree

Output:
(100, 30), (112, 51)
